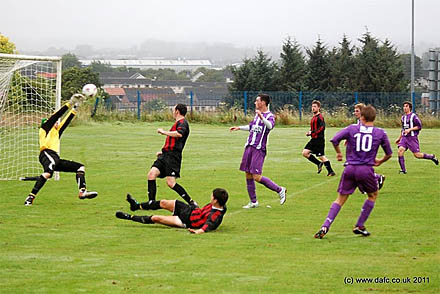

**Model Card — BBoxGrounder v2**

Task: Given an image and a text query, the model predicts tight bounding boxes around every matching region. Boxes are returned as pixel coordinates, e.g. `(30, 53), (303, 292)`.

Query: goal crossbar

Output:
(0, 53), (61, 62)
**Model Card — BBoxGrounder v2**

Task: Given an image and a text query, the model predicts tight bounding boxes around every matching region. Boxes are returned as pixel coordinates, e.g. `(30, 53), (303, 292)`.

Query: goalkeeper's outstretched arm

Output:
(58, 107), (77, 137)
(41, 103), (71, 133)
(41, 93), (83, 133)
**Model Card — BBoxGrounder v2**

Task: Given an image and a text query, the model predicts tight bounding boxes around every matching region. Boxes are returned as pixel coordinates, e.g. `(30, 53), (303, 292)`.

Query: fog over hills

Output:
(19, 38), (437, 68)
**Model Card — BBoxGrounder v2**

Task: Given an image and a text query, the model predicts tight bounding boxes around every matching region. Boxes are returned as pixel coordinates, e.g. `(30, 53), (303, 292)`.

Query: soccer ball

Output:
(82, 84), (98, 98)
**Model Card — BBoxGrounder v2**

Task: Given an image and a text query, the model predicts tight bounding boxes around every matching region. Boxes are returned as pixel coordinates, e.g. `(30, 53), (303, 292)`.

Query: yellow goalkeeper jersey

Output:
(39, 106), (76, 153)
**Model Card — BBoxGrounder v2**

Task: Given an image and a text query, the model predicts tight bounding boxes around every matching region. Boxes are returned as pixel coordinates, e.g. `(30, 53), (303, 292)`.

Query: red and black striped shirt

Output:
(189, 203), (227, 232)
(310, 113), (325, 139)
(162, 118), (190, 153)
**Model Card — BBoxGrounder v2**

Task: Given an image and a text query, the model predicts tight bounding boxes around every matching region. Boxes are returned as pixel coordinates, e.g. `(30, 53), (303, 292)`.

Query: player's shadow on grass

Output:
(117, 221), (234, 235)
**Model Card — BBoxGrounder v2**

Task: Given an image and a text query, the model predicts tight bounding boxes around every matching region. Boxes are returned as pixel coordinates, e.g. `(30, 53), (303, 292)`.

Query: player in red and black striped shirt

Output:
(302, 100), (335, 176)
(144, 104), (196, 206)
(116, 188), (228, 234)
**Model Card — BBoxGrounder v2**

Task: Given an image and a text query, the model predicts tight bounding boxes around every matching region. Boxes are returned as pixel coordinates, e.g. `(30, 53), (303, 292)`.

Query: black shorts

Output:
(173, 200), (193, 228)
(152, 151), (182, 178)
(39, 149), (83, 175)
(304, 138), (325, 156)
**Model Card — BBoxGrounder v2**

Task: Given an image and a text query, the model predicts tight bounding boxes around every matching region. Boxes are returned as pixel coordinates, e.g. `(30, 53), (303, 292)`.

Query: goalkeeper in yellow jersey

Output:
(24, 95), (98, 206)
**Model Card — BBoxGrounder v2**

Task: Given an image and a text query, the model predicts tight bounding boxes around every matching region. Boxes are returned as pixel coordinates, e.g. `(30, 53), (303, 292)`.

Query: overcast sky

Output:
(1, 0), (438, 54)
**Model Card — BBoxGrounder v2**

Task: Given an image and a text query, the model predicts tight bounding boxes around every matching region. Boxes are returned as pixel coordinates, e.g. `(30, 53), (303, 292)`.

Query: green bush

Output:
(73, 104), (440, 128)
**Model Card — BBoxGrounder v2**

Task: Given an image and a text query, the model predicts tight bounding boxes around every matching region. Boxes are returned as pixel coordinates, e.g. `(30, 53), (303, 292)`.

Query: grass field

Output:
(1, 122), (439, 293)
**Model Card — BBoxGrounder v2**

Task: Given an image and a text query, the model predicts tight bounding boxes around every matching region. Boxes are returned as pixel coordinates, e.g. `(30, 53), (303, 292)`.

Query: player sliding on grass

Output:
(230, 94), (286, 209)
(302, 100), (335, 176)
(314, 105), (392, 239)
(395, 101), (438, 174)
(24, 95), (98, 206)
(116, 188), (228, 234)
(143, 104), (197, 207)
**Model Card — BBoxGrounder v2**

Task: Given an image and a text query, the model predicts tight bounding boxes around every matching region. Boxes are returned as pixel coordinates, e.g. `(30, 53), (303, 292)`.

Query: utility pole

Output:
(410, 0), (415, 110)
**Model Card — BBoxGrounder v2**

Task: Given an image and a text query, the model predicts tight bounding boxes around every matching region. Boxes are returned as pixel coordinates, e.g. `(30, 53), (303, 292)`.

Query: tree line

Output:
(230, 32), (412, 93)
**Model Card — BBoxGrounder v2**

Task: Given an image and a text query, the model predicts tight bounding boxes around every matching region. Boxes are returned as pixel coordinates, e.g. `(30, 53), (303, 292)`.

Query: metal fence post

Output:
(91, 97), (99, 117)
(137, 91), (141, 120)
(412, 91), (416, 113)
(244, 91), (248, 116)
(190, 91), (194, 115)
(299, 91), (302, 120)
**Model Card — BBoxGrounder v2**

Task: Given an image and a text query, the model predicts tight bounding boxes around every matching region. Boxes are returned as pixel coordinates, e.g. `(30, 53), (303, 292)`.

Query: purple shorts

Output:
(239, 146), (266, 175)
(398, 136), (420, 153)
(337, 165), (378, 195)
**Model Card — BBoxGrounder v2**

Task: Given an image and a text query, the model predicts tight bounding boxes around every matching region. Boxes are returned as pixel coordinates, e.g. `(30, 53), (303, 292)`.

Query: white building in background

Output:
(79, 59), (212, 72)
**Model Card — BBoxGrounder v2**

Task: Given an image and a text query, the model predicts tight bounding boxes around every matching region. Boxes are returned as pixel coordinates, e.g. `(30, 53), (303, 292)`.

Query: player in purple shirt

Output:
(395, 101), (438, 174)
(230, 94), (286, 209)
(314, 105), (392, 239)
(353, 103), (385, 191)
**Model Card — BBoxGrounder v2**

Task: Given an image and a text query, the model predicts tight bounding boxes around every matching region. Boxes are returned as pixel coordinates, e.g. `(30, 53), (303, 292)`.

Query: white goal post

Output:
(0, 53), (62, 180)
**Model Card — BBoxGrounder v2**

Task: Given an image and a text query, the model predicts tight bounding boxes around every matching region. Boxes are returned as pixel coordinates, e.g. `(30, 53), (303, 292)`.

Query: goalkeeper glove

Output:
(68, 94), (85, 106)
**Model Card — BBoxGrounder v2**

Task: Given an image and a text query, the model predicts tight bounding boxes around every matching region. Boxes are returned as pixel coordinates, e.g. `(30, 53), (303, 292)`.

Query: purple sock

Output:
(322, 202), (341, 229)
(398, 156), (406, 172)
(423, 153), (434, 160)
(246, 179), (257, 203)
(259, 176), (282, 193)
(355, 199), (375, 228)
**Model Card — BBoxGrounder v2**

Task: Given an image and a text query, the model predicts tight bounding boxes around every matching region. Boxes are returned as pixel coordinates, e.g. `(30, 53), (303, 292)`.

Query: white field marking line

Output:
(226, 177), (338, 217)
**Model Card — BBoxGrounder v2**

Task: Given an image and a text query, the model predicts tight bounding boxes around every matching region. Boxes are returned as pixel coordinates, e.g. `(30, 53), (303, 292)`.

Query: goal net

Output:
(0, 53), (61, 180)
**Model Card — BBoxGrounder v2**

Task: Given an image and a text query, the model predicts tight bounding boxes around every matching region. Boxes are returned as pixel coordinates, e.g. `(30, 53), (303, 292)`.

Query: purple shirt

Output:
(244, 111), (275, 151)
(331, 124), (392, 165)
(401, 113), (422, 137)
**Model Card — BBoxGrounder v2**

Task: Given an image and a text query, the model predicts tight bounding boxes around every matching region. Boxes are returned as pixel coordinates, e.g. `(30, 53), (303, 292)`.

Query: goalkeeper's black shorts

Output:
(152, 151), (182, 178)
(39, 149), (83, 174)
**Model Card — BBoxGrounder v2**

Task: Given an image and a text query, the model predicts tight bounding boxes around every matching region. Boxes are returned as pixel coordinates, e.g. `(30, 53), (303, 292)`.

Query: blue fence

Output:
(102, 90), (428, 119)
(226, 91), (423, 114)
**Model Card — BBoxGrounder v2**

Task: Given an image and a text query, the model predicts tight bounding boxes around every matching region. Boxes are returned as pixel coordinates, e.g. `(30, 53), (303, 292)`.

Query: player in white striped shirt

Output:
(230, 94), (286, 208)
(395, 101), (438, 174)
